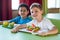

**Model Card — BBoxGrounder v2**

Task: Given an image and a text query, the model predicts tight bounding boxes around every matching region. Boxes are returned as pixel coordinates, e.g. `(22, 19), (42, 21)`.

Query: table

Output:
(0, 25), (60, 40)
(45, 13), (60, 20)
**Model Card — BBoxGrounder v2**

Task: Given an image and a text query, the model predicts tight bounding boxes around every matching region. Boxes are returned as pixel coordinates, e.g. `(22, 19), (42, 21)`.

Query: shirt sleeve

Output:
(46, 19), (55, 30)
(9, 16), (20, 23)
(26, 20), (33, 26)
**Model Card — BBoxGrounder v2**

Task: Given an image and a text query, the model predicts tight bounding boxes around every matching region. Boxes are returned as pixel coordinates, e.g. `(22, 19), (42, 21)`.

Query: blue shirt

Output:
(9, 16), (32, 24)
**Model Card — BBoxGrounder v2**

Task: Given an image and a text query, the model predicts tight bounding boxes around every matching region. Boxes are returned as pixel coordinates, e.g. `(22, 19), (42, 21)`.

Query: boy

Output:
(11, 3), (58, 36)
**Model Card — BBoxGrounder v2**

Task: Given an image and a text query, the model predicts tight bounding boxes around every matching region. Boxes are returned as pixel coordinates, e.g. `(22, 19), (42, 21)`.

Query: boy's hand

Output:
(11, 25), (20, 33)
(11, 24), (27, 33)
(38, 32), (48, 36)
(11, 27), (19, 33)
(11, 29), (17, 33)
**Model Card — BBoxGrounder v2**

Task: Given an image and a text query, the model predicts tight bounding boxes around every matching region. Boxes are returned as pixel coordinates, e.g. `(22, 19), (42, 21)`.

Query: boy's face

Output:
(30, 7), (43, 19)
(19, 7), (29, 18)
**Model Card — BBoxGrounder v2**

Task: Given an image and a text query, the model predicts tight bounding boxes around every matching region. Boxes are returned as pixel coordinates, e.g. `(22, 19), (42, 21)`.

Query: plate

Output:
(19, 28), (39, 35)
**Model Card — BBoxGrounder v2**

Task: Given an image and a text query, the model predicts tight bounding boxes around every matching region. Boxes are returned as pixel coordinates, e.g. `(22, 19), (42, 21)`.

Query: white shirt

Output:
(27, 18), (55, 33)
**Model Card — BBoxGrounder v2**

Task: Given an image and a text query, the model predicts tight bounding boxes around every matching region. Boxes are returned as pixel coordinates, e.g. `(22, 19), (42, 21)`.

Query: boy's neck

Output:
(36, 16), (43, 23)
(21, 16), (27, 19)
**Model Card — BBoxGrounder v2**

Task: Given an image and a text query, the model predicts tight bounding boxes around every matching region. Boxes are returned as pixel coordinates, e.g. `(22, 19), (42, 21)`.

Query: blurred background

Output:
(0, 0), (60, 20)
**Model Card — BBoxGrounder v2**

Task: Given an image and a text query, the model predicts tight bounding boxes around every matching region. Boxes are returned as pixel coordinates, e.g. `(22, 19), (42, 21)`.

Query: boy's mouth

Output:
(21, 13), (25, 15)
(33, 15), (37, 17)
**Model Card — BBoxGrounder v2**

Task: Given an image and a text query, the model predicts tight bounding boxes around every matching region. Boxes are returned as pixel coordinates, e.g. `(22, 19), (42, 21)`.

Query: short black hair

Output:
(30, 3), (42, 10)
(18, 3), (29, 11)
(18, 3), (30, 16)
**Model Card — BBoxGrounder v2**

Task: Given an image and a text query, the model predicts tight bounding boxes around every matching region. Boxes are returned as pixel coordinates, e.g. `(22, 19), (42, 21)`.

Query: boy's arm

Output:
(38, 26), (58, 36)
(11, 24), (27, 33)
(46, 26), (58, 35)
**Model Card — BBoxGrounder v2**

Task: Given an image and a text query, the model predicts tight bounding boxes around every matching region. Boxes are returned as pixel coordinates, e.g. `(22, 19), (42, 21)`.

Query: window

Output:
(12, 0), (19, 10)
(48, 0), (60, 8)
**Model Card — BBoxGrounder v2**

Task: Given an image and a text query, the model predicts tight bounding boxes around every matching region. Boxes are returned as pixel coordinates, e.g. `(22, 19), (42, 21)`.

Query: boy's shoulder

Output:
(43, 17), (50, 22)
(27, 16), (32, 20)
(31, 17), (50, 22)
(15, 16), (21, 19)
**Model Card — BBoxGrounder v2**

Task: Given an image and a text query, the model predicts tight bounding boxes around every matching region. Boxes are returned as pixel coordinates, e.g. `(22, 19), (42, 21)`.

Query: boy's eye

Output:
(31, 11), (33, 13)
(31, 11), (38, 13)
(20, 10), (27, 12)
(23, 10), (26, 12)
(35, 11), (38, 13)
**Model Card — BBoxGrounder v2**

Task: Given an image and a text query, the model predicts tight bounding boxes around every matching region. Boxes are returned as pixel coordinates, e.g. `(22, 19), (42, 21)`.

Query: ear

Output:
(41, 10), (43, 15)
(18, 11), (21, 16)
(27, 11), (29, 13)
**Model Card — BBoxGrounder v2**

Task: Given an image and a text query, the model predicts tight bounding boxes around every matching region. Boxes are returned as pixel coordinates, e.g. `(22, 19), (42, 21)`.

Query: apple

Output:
(8, 22), (14, 29)
(10, 22), (14, 26)
(3, 21), (9, 28)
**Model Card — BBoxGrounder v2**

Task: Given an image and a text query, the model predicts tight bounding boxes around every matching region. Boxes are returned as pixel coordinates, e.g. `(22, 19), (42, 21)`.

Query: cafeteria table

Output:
(0, 25), (60, 40)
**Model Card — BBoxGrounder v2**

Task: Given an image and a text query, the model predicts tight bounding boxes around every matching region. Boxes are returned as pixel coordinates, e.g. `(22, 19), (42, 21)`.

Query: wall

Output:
(12, 10), (18, 18)
(48, 8), (60, 13)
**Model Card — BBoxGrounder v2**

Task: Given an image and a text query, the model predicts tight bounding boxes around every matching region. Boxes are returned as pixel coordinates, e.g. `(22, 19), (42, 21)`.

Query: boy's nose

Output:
(21, 11), (24, 14)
